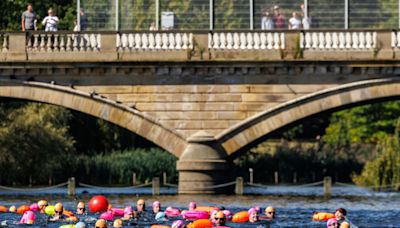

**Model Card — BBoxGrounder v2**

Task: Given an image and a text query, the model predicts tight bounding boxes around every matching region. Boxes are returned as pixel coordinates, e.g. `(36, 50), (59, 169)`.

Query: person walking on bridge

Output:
(21, 3), (37, 31)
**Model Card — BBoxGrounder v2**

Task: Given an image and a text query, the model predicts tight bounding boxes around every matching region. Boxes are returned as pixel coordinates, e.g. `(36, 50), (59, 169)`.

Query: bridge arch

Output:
(217, 78), (400, 158)
(0, 79), (187, 157)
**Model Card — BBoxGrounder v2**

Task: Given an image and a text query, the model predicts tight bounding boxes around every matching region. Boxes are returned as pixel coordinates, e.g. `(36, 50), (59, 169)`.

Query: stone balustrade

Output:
(0, 30), (398, 61)
(300, 31), (377, 50)
(27, 32), (101, 52)
(117, 32), (193, 51)
(209, 32), (285, 50)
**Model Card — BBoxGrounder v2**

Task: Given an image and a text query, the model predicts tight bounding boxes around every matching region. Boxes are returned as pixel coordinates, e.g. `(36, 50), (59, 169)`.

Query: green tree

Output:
(0, 103), (76, 184)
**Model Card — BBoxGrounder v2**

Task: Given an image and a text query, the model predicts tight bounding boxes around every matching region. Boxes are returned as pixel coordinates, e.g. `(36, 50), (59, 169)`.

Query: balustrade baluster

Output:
(73, 34), (79, 51)
(208, 33), (212, 49)
(90, 34), (98, 51)
(318, 32), (325, 49)
(161, 33), (168, 49)
(181, 33), (188, 49)
(32, 34), (39, 51)
(175, 33), (182, 49)
(79, 34), (86, 51)
(266, 33), (273, 49)
(331, 32), (338, 49)
(128, 34), (135, 50)
(219, 33), (226, 49)
(311, 33), (318, 49)
(280, 33), (285, 49)
(148, 33), (155, 49)
(142, 33), (149, 49)
(365, 32), (372, 49)
(325, 32), (332, 49)
(66, 34), (72, 51)
(345, 33), (352, 49)
(116, 33), (122, 51)
(1, 35), (7, 52)
(121, 33), (128, 51)
(27, 34), (33, 50)
(246, 33), (254, 49)
(134, 34), (141, 50)
(358, 32), (365, 49)
(299, 32), (305, 49)
(239, 33), (247, 49)
(59, 34), (66, 52)
(274, 32), (281, 50)
(233, 33), (240, 49)
(226, 33), (233, 49)
(392, 32), (397, 48)
(352, 32), (359, 49)
(168, 33), (175, 49)
(212, 33), (220, 49)
(338, 32), (345, 49)
(253, 33), (260, 49)
(40, 34), (46, 52)
(53, 34), (59, 52)
(372, 32), (377, 48)
(96, 34), (101, 50)
(259, 33), (266, 49)
(188, 33), (193, 49)
(305, 32), (311, 49)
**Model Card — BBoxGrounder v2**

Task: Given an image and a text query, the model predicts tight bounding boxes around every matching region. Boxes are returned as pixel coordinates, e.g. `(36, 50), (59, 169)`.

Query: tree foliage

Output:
(0, 103), (75, 184)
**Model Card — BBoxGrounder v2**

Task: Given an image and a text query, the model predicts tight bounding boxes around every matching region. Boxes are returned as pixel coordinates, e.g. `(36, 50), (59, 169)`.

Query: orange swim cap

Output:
(77, 202), (85, 208)
(95, 219), (107, 228)
(54, 203), (63, 212)
(216, 211), (226, 219)
(38, 200), (48, 208)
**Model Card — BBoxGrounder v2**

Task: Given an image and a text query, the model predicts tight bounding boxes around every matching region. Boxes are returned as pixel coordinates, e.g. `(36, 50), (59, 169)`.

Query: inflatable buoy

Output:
(0, 206), (7, 213)
(29, 203), (39, 212)
(187, 219), (212, 228)
(65, 216), (78, 222)
(182, 210), (209, 220)
(19, 210), (35, 224)
(100, 211), (114, 221)
(312, 212), (335, 221)
(89, 195), (109, 213)
(232, 211), (249, 223)
(150, 225), (171, 228)
(17, 205), (30, 214)
(195, 206), (218, 214)
(63, 209), (75, 217)
(45, 205), (55, 215)
(110, 208), (124, 216)
(165, 207), (181, 217)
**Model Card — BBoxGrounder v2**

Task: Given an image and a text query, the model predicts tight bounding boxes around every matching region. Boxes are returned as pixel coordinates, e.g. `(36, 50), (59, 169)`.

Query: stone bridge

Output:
(1, 29), (400, 193)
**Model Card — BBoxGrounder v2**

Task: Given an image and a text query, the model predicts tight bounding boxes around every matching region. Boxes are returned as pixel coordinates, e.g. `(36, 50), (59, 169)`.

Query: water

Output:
(0, 186), (399, 227)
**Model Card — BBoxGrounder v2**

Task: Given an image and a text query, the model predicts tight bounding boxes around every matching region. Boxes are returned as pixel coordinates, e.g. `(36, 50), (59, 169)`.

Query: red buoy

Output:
(89, 195), (109, 213)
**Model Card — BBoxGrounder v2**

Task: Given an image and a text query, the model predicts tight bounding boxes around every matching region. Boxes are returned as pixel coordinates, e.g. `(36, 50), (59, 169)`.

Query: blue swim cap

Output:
(75, 222), (86, 228)
(155, 212), (167, 221)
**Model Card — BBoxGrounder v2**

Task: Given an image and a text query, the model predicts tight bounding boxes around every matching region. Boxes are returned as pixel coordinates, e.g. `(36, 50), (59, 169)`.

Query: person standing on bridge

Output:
(21, 3), (37, 31)
(42, 8), (59, 32)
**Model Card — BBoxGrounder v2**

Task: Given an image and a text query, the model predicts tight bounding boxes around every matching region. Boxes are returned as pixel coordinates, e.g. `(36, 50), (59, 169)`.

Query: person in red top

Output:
(273, 5), (286, 29)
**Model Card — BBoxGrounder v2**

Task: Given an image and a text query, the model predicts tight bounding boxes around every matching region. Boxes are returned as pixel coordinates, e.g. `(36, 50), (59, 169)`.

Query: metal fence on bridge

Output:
(76, 0), (399, 31)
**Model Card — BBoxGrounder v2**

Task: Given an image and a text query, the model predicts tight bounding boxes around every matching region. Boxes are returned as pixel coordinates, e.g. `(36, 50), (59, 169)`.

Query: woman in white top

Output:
(288, 11), (302, 29)
(42, 8), (59, 31)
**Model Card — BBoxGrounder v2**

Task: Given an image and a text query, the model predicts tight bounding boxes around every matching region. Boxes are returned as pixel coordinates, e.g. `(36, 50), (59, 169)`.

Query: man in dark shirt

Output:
(21, 3), (37, 31)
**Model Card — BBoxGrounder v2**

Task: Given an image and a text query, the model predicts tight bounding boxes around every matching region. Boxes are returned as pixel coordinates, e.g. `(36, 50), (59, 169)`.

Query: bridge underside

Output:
(1, 61), (400, 193)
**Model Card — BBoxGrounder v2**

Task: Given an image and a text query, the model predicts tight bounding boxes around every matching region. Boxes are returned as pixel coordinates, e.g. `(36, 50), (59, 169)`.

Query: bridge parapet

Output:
(0, 30), (398, 62)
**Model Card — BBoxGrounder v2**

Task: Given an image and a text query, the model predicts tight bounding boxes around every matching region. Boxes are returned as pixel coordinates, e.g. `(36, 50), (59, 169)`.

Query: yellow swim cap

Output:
(216, 211), (225, 219)
(95, 219), (107, 228)
(113, 219), (122, 227)
(38, 200), (48, 208)
(9, 205), (16, 212)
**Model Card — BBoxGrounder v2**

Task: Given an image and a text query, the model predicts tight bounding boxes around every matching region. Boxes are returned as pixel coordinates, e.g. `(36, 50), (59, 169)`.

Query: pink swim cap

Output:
(327, 218), (338, 227)
(20, 211), (35, 224)
(248, 208), (257, 215)
(188, 202), (197, 210)
(223, 209), (232, 219)
(153, 201), (161, 207)
(29, 203), (39, 212)
(171, 220), (185, 228)
(124, 206), (133, 215)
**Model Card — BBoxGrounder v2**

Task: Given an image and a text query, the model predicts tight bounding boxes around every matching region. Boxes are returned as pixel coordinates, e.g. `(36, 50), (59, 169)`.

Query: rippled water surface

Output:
(0, 185), (399, 227)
